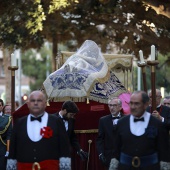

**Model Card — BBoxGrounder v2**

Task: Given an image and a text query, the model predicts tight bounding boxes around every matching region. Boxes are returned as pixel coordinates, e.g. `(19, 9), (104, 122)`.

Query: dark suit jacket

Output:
(146, 105), (170, 161)
(96, 113), (124, 167)
(8, 114), (70, 162)
(55, 113), (81, 152)
(146, 105), (170, 128)
(115, 114), (169, 170)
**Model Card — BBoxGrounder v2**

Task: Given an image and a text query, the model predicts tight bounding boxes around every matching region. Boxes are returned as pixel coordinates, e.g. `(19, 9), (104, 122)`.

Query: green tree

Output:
(1, 0), (170, 66)
(53, 0), (170, 57)
(0, 0), (76, 101)
(22, 44), (52, 91)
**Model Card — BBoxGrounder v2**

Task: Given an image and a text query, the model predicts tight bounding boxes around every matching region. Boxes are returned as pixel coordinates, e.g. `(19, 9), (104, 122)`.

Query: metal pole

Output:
(8, 66), (18, 114)
(86, 140), (92, 170)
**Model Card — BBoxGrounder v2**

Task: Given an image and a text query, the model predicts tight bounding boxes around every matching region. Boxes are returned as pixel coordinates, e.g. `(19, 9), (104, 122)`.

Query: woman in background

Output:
(2, 105), (11, 116)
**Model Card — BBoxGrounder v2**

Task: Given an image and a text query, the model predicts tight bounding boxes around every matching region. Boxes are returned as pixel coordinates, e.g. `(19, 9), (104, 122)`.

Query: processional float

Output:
(42, 40), (133, 170)
(12, 40), (133, 170)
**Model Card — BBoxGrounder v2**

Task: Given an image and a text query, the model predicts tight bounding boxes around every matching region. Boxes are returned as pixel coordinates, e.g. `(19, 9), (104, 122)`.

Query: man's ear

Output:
(144, 102), (149, 109)
(63, 109), (67, 115)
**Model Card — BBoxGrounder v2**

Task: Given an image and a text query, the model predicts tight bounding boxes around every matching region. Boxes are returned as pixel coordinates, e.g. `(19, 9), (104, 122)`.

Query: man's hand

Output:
(77, 149), (88, 161)
(99, 153), (107, 165)
(152, 110), (163, 121)
(5, 151), (9, 157)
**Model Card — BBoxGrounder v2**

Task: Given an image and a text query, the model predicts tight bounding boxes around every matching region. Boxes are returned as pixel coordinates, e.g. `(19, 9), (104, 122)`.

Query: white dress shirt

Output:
(27, 112), (48, 142)
(112, 112), (121, 125)
(59, 112), (68, 131)
(130, 111), (150, 136)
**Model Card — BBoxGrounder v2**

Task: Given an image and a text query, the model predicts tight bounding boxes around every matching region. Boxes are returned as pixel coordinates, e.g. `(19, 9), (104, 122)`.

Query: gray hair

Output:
(164, 96), (170, 100)
(108, 97), (122, 106)
(148, 89), (161, 97)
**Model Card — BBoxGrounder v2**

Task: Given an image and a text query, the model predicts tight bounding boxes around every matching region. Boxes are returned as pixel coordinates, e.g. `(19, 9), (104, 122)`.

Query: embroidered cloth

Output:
(43, 40), (109, 100)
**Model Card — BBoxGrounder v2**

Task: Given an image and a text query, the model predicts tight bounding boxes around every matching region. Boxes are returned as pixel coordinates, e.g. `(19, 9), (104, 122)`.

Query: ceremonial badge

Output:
(40, 127), (53, 138)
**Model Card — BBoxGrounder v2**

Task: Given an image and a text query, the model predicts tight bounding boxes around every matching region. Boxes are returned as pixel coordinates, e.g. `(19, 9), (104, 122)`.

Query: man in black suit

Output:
(96, 97), (124, 169)
(6, 91), (71, 170)
(147, 89), (170, 123)
(55, 101), (88, 161)
(146, 89), (170, 162)
(109, 91), (170, 170)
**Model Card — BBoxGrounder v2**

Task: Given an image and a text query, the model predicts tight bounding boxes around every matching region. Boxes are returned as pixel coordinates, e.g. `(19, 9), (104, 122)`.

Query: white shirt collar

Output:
(27, 112), (48, 142)
(157, 104), (161, 108)
(30, 112), (45, 118)
(112, 112), (121, 117)
(59, 111), (63, 118)
(130, 111), (150, 136)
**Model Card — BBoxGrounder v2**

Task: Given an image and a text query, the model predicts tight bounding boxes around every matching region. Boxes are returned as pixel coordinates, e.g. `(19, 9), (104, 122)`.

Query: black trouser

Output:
(0, 155), (7, 170)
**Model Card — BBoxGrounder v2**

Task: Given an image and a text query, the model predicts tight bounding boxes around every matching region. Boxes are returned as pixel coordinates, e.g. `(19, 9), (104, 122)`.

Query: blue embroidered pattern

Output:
(90, 71), (127, 100)
(49, 65), (89, 90)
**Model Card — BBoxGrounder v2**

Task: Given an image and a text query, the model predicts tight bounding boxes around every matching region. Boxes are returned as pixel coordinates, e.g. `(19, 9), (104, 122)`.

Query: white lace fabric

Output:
(59, 157), (71, 170)
(6, 159), (17, 170)
(43, 40), (109, 100)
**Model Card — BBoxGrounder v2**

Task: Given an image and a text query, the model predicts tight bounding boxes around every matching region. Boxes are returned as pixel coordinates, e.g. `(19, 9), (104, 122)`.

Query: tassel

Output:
(47, 100), (50, 106)
(87, 98), (89, 104)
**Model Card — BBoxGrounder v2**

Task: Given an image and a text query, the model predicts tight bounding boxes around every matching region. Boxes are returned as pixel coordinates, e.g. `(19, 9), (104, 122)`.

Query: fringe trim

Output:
(59, 157), (71, 170)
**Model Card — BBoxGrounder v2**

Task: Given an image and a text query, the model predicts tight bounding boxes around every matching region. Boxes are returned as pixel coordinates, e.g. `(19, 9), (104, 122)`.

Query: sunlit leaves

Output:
(26, 2), (46, 34)
(49, 0), (79, 14)
(25, 0), (79, 34)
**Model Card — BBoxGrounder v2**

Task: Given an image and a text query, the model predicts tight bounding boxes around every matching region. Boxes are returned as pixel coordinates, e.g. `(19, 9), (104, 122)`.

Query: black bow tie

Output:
(30, 115), (43, 122)
(134, 117), (144, 122)
(112, 116), (120, 120)
(60, 116), (68, 121)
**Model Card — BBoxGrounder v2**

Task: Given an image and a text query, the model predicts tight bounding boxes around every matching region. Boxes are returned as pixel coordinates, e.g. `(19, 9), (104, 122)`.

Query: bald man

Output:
(7, 91), (71, 170)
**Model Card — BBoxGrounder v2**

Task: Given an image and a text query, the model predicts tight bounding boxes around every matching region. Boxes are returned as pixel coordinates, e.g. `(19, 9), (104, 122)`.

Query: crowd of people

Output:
(1, 89), (170, 170)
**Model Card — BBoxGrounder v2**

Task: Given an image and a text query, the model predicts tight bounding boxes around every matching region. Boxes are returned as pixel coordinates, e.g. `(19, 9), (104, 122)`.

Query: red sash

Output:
(17, 160), (59, 170)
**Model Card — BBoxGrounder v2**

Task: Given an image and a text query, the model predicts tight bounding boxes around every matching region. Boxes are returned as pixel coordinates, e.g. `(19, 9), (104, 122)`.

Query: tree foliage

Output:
(21, 45), (52, 91)
(0, 0), (170, 56)
(65, 0), (170, 58)
(0, 0), (77, 49)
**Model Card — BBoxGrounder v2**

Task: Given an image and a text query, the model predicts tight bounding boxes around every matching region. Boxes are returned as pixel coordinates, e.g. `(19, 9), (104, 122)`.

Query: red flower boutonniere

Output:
(40, 126), (53, 138)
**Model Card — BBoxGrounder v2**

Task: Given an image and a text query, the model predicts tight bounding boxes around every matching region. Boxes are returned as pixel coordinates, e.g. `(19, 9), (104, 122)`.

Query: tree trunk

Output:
(3, 49), (11, 104)
(52, 34), (58, 72)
